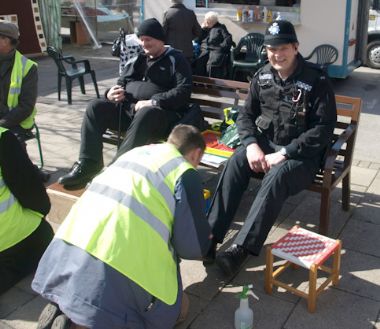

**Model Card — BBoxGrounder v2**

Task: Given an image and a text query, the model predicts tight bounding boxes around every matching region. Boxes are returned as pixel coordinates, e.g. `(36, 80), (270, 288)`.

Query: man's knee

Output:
(85, 99), (113, 119)
(132, 106), (166, 127)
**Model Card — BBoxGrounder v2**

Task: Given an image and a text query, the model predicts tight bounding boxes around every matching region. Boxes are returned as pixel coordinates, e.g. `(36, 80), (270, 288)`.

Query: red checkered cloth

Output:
(271, 226), (340, 269)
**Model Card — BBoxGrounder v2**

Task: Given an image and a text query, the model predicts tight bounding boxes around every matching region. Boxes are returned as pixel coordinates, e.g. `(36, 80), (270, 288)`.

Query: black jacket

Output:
(117, 47), (192, 113)
(0, 130), (50, 215)
(197, 22), (233, 67)
(163, 3), (202, 61)
(237, 55), (337, 160)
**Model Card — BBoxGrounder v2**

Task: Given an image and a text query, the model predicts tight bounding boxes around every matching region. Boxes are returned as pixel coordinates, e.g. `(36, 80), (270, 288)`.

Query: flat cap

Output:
(0, 20), (19, 40)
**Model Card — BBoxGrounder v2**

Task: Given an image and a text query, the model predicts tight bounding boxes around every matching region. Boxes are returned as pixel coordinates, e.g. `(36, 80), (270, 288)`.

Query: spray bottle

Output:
(234, 284), (259, 329)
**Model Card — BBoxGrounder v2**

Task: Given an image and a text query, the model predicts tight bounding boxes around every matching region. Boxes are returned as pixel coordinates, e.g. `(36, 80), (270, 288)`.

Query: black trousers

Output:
(0, 219), (53, 294)
(79, 99), (181, 164)
(208, 145), (320, 255)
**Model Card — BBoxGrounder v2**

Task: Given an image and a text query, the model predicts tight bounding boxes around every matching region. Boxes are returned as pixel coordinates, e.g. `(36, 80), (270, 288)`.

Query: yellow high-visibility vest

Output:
(57, 143), (194, 305)
(7, 50), (37, 129)
(0, 127), (42, 252)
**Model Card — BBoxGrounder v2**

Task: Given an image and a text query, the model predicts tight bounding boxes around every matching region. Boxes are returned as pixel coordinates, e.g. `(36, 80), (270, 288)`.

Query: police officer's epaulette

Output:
(253, 62), (270, 78)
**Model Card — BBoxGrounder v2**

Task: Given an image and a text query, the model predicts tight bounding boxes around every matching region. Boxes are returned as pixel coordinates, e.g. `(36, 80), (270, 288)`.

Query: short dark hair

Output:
(167, 124), (205, 156)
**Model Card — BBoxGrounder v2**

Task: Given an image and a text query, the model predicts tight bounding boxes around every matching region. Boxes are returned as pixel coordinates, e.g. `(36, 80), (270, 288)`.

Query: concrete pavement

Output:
(0, 44), (379, 329)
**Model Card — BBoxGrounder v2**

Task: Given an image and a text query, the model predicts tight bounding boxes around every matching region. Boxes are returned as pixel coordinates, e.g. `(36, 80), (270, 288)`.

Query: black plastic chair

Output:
(47, 46), (100, 105)
(304, 44), (338, 71)
(230, 33), (265, 81)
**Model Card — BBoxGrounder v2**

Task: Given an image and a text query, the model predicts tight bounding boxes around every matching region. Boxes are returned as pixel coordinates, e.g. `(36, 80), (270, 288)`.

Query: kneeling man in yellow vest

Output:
(0, 127), (53, 294)
(32, 124), (212, 329)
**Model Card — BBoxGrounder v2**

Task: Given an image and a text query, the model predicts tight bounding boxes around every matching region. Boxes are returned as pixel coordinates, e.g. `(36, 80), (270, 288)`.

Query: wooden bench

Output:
(190, 75), (362, 236)
(101, 76), (251, 146)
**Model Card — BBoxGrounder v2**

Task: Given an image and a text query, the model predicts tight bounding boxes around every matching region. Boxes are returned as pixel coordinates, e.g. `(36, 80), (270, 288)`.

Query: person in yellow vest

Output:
(32, 125), (212, 329)
(0, 127), (53, 294)
(0, 20), (37, 136)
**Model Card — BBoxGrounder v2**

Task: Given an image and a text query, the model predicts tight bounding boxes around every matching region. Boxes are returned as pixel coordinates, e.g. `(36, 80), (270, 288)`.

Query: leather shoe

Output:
(58, 160), (102, 188)
(216, 244), (249, 276)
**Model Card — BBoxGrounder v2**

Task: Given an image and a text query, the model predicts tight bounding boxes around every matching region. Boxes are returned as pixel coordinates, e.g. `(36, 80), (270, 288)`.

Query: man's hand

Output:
(107, 85), (125, 103)
(246, 143), (269, 173)
(265, 151), (287, 169)
(134, 99), (155, 112)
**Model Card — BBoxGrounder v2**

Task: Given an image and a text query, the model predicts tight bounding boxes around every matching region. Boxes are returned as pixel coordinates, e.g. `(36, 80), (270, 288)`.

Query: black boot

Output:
(58, 160), (102, 188)
(216, 244), (249, 276)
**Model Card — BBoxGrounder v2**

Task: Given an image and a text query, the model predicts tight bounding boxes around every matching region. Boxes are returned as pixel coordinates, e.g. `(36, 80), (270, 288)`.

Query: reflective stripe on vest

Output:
(7, 50), (37, 129)
(0, 127), (42, 252)
(56, 143), (194, 305)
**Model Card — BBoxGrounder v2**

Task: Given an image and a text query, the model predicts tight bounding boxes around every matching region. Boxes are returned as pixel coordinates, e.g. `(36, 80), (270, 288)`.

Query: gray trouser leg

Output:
(125, 272), (182, 329)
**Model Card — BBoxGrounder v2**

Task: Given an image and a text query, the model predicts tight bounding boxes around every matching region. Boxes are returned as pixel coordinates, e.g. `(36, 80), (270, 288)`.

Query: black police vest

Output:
(255, 64), (322, 146)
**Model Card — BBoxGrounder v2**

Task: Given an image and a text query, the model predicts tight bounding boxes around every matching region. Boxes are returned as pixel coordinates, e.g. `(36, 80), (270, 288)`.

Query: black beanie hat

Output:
(136, 18), (165, 42)
(264, 20), (298, 46)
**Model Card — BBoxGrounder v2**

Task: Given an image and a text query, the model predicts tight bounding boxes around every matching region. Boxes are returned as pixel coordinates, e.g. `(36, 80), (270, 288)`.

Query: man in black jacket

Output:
(59, 18), (193, 188)
(207, 20), (337, 276)
(163, 0), (202, 62)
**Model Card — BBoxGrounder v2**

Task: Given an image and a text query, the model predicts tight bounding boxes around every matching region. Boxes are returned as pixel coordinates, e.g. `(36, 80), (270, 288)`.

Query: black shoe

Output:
(37, 302), (62, 329)
(51, 314), (72, 329)
(203, 240), (217, 266)
(216, 244), (249, 276)
(58, 160), (102, 188)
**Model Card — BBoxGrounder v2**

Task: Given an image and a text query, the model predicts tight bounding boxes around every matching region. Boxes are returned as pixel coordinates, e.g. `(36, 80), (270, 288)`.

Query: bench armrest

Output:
(323, 124), (356, 171)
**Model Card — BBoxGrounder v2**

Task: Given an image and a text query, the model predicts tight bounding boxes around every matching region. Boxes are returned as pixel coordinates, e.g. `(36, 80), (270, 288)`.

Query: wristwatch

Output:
(151, 99), (158, 107)
(280, 147), (288, 159)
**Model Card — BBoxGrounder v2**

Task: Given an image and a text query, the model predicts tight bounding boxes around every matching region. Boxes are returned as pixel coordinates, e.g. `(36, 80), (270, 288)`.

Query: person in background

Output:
(206, 20), (337, 276)
(33, 125), (212, 329)
(192, 11), (233, 78)
(0, 20), (37, 138)
(0, 126), (53, 295)
(58, 18), (193, 189)
(163, 0), (202, 63)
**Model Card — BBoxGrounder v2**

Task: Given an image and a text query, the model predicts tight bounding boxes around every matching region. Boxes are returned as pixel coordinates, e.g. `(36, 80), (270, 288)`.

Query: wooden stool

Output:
(265, 225), (341, 312)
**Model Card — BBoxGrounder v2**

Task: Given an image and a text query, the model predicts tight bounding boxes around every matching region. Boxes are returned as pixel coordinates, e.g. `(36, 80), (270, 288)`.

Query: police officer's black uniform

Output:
(207, 20), (337, 274)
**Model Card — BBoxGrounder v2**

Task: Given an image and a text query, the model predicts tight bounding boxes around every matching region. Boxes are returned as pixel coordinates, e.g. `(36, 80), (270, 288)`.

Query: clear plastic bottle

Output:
(234, 285), (259, 329)
(262, 7), (268, 23)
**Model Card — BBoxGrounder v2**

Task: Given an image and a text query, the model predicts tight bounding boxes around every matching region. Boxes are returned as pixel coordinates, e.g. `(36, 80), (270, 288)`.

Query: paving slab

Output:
(367, 176), (380, 195)
(350, 165), (378, 188)
(175, 294), (209, 329)
(189, 286), (295, 329)
(340, 219), (380, 258)
(0, 287), (35, 319)
(1, 296), (47, 329)
(351, 193), (380, 225)
(337, 249), (380, 302)
(280, 195), (352, 238)
(284, 288), (380, 329)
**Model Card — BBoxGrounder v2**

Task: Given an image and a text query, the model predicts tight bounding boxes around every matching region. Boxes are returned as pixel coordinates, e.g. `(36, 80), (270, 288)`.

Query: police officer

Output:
(207, 20), (337, 276)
